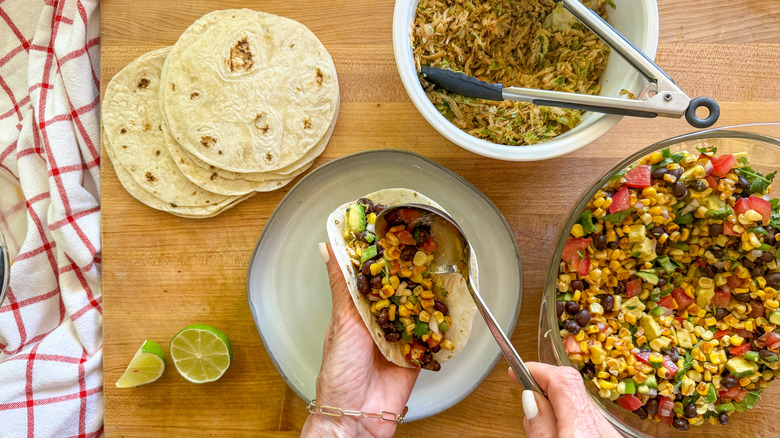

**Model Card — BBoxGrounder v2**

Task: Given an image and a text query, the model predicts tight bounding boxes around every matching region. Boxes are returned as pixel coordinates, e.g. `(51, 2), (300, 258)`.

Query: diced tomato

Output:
(634, 351), (651, 364)
(720, 386), (742, 400)
(733, 389), (748, 403)
(625, 165), (652, 188)
(713, 329), (731, 340)
(694, 257), (708, 267)
(657, 398), (675, 419)
(711, 154), (737, 178)
(421, 238), (438, 253)
(396, 230), (416, 246)
(399, 208), (421, 224)
(723, 222), (741, 237)
(671, 288), (694, 315)
(663, 357), (679, 376)
(735, 195), (772, 225)
(427, 336), (440, 349)
(563, 335), (582, 354)
(726, 275), (743, 291)
(657, 294), (676, 309)
(626, 278), (642, 298)
(758, 331), (780, 350)
(706, 175), (718, 189)
(389, 260), (401, 275)
(729, 343), (751, 356)
(405, 342), (426, 367)
(734, 328), (755, 339)
(562, 238), (592, 276)
(609, 186), (630, 214)
(712, 289), (732, 308)
(617, 394), (643, 412)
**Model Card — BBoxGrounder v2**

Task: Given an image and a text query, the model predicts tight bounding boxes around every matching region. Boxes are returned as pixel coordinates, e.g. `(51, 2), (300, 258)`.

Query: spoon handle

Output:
(468, 283), (546, 397)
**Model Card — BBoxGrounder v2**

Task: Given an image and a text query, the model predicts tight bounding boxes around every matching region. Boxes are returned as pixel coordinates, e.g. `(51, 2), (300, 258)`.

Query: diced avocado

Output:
(769, 311), (780, 325)
(645, 374), (658, 389)
(716, 402), (736, 413)
(346, 203), (366, 234)
(636, 271), (659, 285)
(656, 256), (677, 276)
(621, 296), (646, 317)
(732, 151), (750, 168)
(640, 313), (662, 340)
(679, 164), (704, 183)
(745, 351), (760, 362)
(633, 237), (657, 261)
(696, 277), (715, 309)
(672, 326), (693, 349)
(726, 356), (757, 378)
(628, 224), (646, 243)
(703, 194), (726, 211)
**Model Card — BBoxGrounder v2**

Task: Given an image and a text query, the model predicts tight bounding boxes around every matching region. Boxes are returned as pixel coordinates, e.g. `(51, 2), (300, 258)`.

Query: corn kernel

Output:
(571, 223), (585, 238)
(739, 377), (751, 387)
(389, 305), (396, 321)
(440, 340), (454, 350)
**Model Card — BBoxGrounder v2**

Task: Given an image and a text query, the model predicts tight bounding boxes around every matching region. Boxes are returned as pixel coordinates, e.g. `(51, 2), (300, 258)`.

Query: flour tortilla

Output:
(102, 132), (253, 218)
(102, 47), (243, 208)
(160, 9), (339, 173)
(326, 189), (478, 368)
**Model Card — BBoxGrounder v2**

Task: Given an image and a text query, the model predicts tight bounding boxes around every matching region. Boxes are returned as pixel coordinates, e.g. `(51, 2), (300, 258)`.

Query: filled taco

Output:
(326, 189), (477, 371)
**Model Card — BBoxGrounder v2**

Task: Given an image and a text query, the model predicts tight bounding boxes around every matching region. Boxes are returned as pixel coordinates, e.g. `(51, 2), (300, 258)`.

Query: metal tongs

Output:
(421, 0), (720, 128)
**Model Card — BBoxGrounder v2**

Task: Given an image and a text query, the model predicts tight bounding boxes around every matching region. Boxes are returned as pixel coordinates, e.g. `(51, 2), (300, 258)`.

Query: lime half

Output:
(116, 340), (167, 388)
(170, 324), (232, 383)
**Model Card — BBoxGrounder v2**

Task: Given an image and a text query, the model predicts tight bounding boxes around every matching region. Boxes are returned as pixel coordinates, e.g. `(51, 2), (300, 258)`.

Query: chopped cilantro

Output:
(696, 145), (718, 156)
(610, 169), (627, 182)
(603, 210), (631, 223)
(771, 199), (780, 229)
(707, 206), (733, 220)
(736, 166), (777, 195)
(674, 212), (695, 225)
(750, 226), (768, 236)
(577, 210), (598, 235)
(414, 321), (429, 338)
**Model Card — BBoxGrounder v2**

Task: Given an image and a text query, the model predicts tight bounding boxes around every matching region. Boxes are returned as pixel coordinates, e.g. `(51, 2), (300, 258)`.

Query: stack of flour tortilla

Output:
(102, 9), (339, 218)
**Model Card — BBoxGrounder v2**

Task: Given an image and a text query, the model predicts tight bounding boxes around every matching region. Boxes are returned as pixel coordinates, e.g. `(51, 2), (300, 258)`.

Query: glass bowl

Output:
(539, 123), (780, 437)
(0, 228), (8, 306)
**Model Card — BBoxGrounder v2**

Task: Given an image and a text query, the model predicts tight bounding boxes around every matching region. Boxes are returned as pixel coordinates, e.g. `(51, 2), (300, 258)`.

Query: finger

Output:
(522, 389), (558, 438)
(319, 242), (351, 308)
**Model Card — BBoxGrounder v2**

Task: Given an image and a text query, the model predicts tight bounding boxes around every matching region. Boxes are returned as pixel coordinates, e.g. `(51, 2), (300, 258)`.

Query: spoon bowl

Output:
(375, 203), (545, 396)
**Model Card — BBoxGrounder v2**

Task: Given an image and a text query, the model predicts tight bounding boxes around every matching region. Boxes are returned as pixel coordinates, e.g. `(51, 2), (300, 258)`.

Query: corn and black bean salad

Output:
(556, 146), (780, 430)
(344, 198), (455, 371)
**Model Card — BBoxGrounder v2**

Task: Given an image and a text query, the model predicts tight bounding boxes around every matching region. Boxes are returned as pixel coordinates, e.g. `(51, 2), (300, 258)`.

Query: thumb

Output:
(509, 368), (558, 438)
(319, 242), (352, 309)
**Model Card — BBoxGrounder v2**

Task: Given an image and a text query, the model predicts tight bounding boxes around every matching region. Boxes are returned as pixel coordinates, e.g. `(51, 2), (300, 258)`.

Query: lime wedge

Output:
(116, 340), (167, 388)
(170, 324), (232, 383)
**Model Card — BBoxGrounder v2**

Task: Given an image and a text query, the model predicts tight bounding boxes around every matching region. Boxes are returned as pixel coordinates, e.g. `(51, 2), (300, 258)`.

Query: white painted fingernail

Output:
(318, 242), (329, 264)
(522, 390), (539, 420)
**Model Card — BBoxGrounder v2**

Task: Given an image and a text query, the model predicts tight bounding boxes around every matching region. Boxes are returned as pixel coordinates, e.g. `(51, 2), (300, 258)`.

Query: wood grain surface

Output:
(101, 0), (780, 436)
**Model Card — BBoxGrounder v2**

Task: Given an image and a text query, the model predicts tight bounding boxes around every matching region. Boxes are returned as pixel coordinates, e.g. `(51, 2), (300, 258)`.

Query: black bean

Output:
(583, 364), (595, 380)
(607, 239), (619, 249)
(617, 281), (626, 295)
(413, 227), (429, 243)
(357, 231), (372, 243)
(564, 320), (581, 334)
(373, 203), (387, 214)
(571, 280), (585, 291)
(733, 293), (752, 303)
(767, 273), (780, 289)
(565, 301), (580, 315)
(399, 246), (416, 262)
(759, 350), (778, 362)
(602, 295), (615, 313)
(736, 176), (750, 191)
(433, 300), (449, 315)
(673, 182), (688, 198)
(657, 277), (667, 288)
(385, 332), (401, 342)
(760, 251), (775, 263)
(357, 275), (370, 294)
(576, 309), (591, 327)
(556, 301), (565, 317)
(711, 247), (724, 259)
(715, 307), (729, 321)
(668, 167), (684, 180)
(356, 197), (374, 213)
(691, 180), (707, 192)
(666, 346), (680, 363)
(718, 411), (729, 425)
(743, 259), (755, 270)
(721, 374), (738, 388)
(650, 226), (667, 238)
(361, 260), (373, 277)
(384, 209), (404, 226)
(673, 418), (690, 431)
(633, 407), (648, 420)
(421, 359), (441, 372)
(752, 266), (766, 278)
(651, 167), (668, 180)
(431, 344), (441, 353)
(593, 234), (607, 251)
(703, 265), (717, 278)
(684, 403), (698, 418)
(377, 308), (389, 326)
(644, 398), (659, 414)
(709, 223), (723, 237)
(370, 275), (383, 290)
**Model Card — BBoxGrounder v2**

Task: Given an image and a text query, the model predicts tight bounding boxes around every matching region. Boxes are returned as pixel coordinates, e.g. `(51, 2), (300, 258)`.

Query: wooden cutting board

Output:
(101, 0), (780, 436)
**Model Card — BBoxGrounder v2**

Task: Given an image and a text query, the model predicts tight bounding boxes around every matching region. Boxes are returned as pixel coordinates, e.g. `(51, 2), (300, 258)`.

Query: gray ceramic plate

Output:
(247, 149), (522, 421)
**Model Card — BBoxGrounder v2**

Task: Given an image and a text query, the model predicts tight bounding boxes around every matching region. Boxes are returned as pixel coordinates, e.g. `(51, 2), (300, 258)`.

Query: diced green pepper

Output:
(624, 378), (636, 395)
(360, 245), (377, 264)
(705, 384), (717, 403)
(414, 321), (429, 338)
(745, 351), (760, 362)
(439, 322), (449, 332)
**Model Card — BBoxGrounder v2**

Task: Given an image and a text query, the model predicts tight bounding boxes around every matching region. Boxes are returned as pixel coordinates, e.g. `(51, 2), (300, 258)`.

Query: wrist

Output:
(301, 413), (359, 437)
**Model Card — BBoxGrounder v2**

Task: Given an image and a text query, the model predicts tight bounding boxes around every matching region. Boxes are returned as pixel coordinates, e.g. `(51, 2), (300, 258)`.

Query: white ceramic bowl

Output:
(392, 0), (659, 161)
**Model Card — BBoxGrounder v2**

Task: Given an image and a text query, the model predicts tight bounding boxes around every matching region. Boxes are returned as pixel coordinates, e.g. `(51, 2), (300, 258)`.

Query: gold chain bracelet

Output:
(306, 400), (408, 424)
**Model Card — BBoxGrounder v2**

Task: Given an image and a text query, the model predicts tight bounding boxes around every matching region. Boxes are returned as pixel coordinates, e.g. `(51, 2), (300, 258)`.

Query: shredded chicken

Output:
(412, 0), (612, 146)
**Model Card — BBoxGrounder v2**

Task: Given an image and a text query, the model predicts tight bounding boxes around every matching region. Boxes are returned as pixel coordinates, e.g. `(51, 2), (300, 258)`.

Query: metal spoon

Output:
(375, 203), (545, 396)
